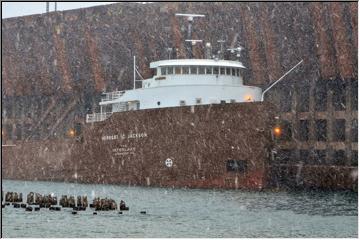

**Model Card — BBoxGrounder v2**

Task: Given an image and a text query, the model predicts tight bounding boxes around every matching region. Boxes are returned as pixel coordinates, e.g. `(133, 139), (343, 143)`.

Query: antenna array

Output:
(175, 13), (205, 58)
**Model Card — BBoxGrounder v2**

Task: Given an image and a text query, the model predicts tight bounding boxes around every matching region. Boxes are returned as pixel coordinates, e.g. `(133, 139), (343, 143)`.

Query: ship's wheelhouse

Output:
(86, 59), (263, 123)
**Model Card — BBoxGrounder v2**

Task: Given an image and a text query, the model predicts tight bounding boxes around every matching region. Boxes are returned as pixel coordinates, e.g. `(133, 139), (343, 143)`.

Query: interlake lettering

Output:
(112, 146), (136, 156)
(113, 147), (135, 152)
(101, 132), (147, 141)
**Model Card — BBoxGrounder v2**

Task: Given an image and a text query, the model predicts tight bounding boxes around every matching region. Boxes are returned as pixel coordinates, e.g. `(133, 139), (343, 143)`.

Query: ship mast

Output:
(175, 13), (205, 58)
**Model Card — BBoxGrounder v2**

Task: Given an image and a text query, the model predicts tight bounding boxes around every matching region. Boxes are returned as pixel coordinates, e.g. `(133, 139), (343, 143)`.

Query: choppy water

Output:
(2, 179), (358, 238)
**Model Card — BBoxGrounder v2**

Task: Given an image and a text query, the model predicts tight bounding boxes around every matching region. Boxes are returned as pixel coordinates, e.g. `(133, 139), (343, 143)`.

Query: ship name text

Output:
(101, 132), (148, 141)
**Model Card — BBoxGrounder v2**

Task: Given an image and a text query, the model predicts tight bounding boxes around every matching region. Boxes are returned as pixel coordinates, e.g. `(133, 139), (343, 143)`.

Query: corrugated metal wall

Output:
(1, 2), (358, 155)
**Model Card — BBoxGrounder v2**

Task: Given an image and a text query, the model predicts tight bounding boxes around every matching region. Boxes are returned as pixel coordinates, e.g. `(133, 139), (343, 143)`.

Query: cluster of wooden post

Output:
(90, 197), (118, 211)
(2, 191), (130, 213)
(4, 191), (23, 202)
(26, 192), (57, 207)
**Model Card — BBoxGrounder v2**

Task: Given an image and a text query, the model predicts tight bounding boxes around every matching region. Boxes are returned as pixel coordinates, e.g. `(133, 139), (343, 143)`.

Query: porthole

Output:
(157, 101), (161, 106)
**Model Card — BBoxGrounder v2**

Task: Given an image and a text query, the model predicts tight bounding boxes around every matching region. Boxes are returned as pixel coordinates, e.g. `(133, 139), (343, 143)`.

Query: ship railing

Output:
(86, 112), (113, 123)
(101, 91), (125, 102)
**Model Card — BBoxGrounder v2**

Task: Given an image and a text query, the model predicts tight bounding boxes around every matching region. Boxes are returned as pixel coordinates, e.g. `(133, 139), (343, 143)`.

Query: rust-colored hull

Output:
(2, 102), (357, 191)
(2, 102), (275, 190)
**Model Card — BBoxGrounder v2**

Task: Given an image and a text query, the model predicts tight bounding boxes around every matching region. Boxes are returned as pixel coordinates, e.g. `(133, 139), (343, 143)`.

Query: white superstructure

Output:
(86, 58), (263, 123)
(86, 13), (265, 123)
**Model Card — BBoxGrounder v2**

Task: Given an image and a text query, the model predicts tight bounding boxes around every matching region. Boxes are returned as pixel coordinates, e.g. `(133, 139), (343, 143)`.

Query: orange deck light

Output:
(68, 129), (75, 137)
(273, 126), (281, 137)
(245, 95), (253, 102)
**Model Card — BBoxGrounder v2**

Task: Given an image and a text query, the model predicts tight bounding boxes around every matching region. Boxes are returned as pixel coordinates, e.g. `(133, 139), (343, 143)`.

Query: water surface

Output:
(2, 180), (358, 237)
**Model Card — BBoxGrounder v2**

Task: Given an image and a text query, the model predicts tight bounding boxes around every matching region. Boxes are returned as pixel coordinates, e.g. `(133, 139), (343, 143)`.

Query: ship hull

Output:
(2, 102), (275, 190)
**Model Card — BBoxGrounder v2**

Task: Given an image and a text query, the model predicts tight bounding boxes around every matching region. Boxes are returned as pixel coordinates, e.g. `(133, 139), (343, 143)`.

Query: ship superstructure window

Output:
(167, 67), (173, 74)
(206, 67), (212, 74)
(156, 65), (243, 76)
(161, 67), (166, 75)
(226, 160), (247, 173)
(175, 67), (181, 74)
(230, 99), (236, 103)
(220, 67), (225, 75)
(226, 68), (231, 75)
(196, 98), (201, 104)
(182, 66), (189, 74)
(179, 100), (186, 106)
(198, 67), (205, 74)
(190, 66), (197, 74)
(333, 119), (345, 141)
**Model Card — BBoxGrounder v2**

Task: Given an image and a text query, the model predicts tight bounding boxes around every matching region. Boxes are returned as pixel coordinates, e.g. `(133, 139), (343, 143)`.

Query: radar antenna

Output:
(217, 40), (226, 59)
(185, 39), (203, 46)
(133, 56), (144, 89)
(227, 46), (244, 61)
(175, 13), (205, 58)
(166, 47), (173, 60)
(205, 42), (212, 59)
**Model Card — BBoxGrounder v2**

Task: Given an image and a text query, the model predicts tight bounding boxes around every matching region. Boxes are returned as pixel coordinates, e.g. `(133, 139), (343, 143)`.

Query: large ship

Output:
(2, 13), (303, 189)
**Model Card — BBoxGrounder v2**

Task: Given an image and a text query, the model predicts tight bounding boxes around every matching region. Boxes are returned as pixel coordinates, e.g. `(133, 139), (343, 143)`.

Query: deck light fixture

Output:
(273, 127), (281, 137)
(68, 129), (75, 137)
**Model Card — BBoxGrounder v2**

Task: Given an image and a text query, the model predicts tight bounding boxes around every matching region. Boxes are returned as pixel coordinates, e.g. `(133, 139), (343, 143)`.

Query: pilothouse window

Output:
(167, 67), (173, 74)
(226, 68), (231, 75)
(206, 67), (212, 74)
(213, 67), (219, 75)
(220, 67), (225, 75)
(175, 67), (181, 74)
(190, 66), (197, 74)
(161, 67), (166, 75)
(232, 68), (236, 76)
(198, 67), (205, 74)
(182, 66), (189, 74)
